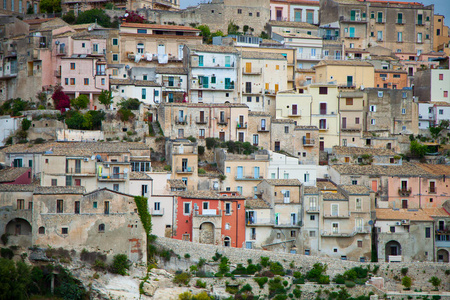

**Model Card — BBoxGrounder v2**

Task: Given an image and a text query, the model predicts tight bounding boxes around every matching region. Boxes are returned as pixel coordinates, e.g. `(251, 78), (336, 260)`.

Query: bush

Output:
(260, 256), (270, 267)
(254, 276), (268, 288)
(198, 168), (206, 174)
(205, 137), (218, 150)
(268, 277), (286, 298)
(198, 146), (205, 155)
(269, 261), (285, 276)
(318, 275), (330, 284)
(429, 276), (441, 290)
(93, 259), (107, 271)
(184, 253), (190, 259)
(110, 254), (130, 276)
(345, 281), (356, 288)
(22, 118), (31, 131)
(173, 272), (191, 286)
(163, 165), (171, 171)
(218, 257), (230, 274)
(306, 263), (327, 282)
(293, 288), (302, 298)
(246, 264), (258, 275)
(401, 267), (408, 276)
(195, 279), (206, 288)
(1, 247), (14, 259)
(212, 251), (222, 262)
(402, 276), (412, 290)
(187, 136), (196, 143)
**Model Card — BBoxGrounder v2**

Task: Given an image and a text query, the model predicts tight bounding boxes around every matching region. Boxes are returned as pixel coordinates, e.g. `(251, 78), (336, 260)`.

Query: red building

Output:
(173, 191), (246, 248)
(0, 167), (32, 185)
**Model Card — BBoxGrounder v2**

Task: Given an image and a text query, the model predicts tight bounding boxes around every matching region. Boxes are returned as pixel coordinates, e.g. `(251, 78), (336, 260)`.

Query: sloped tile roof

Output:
(0, 168), (30, 183)
(376, 209), (433, 221)
(263, 179), (302, 186)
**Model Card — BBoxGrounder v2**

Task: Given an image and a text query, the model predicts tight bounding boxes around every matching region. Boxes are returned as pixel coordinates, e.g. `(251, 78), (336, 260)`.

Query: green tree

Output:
(119, 98), (141, 110)
(0, 258), (31, 300)
(86, 110), (105, 130)
(21, 118), (32, 131)
(62, 11), (76, 24)
(196, 25), (211, 43)
(410, 140), (428, 158)
(26, 5), (34, 14)
(402, 276), (412, 290)
(429, 276), (441, 290)
(117, 108), (135, 122)
(70, 94), (89, 110)
(227, 21), (240, 35)
(65, 111), (86, 130)
(110, 254), (130, 276)
(76, 9), (111, 28)
(212, 30), (224, 38)
(98, 89), (113, 110)
(39, 0), (61, 13)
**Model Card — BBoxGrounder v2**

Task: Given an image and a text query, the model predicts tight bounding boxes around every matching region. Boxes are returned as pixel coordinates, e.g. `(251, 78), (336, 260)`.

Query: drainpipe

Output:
(419, 176), (421, 209)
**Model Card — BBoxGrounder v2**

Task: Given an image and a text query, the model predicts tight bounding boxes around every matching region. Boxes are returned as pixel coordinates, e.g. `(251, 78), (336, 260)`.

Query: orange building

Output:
(374, 69), (408, 89)
(173, 191), (246, 248)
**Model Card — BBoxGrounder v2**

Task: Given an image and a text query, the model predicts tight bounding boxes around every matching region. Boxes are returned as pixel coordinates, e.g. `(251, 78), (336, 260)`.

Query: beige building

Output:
(241, 51), (288, 112)
(318, 182), (373, 262)
(247, 111), (272, 150)
(314, 60), (375, 89)
(433, 15), (450, 52)
(245, 179), (302, 252)
(338, 89), (365, 147)
(329, 146), (400, 166)
(216, 149), (269, 198)
(165, 139), (199, 191)
(157, 102), (249, 142)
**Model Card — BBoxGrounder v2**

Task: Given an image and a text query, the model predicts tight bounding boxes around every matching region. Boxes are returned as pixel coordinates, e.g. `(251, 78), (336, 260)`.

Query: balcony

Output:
(236, 122), (247, 129)
(264, 89), (276, 95)
(323, 35), (339, 41)
(242, 88), (262, 95)
(217, 119), (228, 126)
(176, 166), (194, 174)
(416, 21), (424, 26)
(56, 48), (66, 56)
(321, 226), (371, 237)
(398, 188), (412, 196)
(396, 19), (405, 25)
(150, 208), (164, 216)
(376, 18), (385, 24)
(306, 207), (319, 213)
(435, 234), (450, 247)
(323, 213), (350, 219)
(319, 125), (329, 131)
(250, 234), (256, 240)
(340, 16), (367, 23)
(195, 117), (208, 124)
(198, 62), (235, 69)
(193, 208), (221, 217)
(257, 125), (269, 132)
(303, 137), (315, 146)
(175, 116), (188, 125)
(235, 175), (263, 181)
(344, 34), (360, 39)
(98, 173), (127, 181)
(297, 53), (323, 60)
(341, 125), (361, 131)
(243, 67), (262, 75)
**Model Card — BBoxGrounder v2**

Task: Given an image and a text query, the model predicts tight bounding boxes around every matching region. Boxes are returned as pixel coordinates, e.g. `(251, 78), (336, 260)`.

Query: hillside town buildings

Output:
(0, 0), (449, 265)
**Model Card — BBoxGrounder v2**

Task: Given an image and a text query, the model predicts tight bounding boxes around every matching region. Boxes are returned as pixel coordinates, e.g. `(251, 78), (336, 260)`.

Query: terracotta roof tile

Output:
(331, 162), (429, 177)
(33, 186), (85, 194)
(322, 192), (346, 200)
(304, 186), (319, 194)
(315, 60), (374, 67)
(0, 167), (30, 183)
(339, 185), (372, 195)
(263, 179), (302, 186)
(177, 190), (245, 200)
(0, 184), (36, 192)
(188, 44), (239, 54)
(121, 22), (200, 31)
(332, 146), (397, 156)
(155, 67), (187, 75)
(110, 78), (161, 87)
(269, 21), (319, 29)
(242, 51), (287, 60)
(245, 198), (271, 209)
(376, 209), (433, 221)
(129, 172), (152, 180)
(416, 164), (450, 176)
(168, 179), (186, 189)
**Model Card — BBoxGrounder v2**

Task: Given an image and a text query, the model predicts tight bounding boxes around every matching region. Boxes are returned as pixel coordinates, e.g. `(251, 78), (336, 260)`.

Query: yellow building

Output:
(434, 15), (450, 52)
(314, 60), (374, 89)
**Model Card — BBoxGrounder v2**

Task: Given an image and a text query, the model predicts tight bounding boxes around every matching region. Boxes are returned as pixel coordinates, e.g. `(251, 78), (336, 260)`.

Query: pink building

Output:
(387, 164), (450, 209)
(270, 0), (319, 24)
(394, 52), (445, 86)
(0, 167), (32, 185)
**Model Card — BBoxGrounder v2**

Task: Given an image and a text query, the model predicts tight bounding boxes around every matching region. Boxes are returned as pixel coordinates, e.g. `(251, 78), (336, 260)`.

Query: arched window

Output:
(224, 236), (231, 247)
(38, 226), (45, 234)
(98, 224), (105, 232)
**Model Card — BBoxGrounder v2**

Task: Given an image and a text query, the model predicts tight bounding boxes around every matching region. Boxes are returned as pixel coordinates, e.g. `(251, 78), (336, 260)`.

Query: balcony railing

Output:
(339, 16), (367, 23)
(54, 70), (61, 77)
(243, 67), (262, 75)
(98, 173), (127, 180)
(195, 117), (208, 124)
(175, 116), (188, 125)
(236, 122), (247, 129)
(193, 208), (221, 217)
(150, 208), (164, 216)
(396, 19), (405, 25)
(176, 166), (195, 174)
(246, 217), (275, 226)
(376, 18), (385, 24)
(398, 188), (412, 196)
(323, 213), (350, 219)
(242, 89), (262, 95)
(257, 125), (269, 132)
(235, 175), (263, 181)
(297, 53), (323, 60)
(323, 35), (339, 41)
(217, 119), (228, 126)
(429, 187), (436, 194)
(56, 48), (66, 56)
(250, 234), (256, 240)
(306, 207), (319, 213)
(321, 226), (371, 237)
(303, 137), (315, 146)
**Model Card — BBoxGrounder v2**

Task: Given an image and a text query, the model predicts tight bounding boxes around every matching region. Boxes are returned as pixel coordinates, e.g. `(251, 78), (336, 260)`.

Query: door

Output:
(239, 115), (244, 126)
(261, 119), (266, 130)
(275, 141), (280, 151)
(349, 27), (355, 38)
(178, 110), (184, 122)
(200, 111), (204, 122)
(149, 113), (153, 122)
(182, 158), (188, 172)
(225, 78), (231, 89)
(178, 45), (183, 59)
(294, 10), (301, 22)
(113, 167), (120, 179)
(74, 201), (80, 214)
(245, 62), (252, 73)
(402, 199), (408, 209)
(342, 117), (347, 129)
(429, 181), (435, 193)
(245, 82), (251, 93)
(350, 10), (356, 21)
(331, 204), (338, 216)
(320, 103), (327, 114)
(276, 9), (282, 21)
(157, 44), (165, 55)
(347, 76), (353, 87)
(291, 213), (296, 225)
(417, 14), (422, 25)
(238, 132), (244, 142)
(371, 180), (378, 192)
(306, 132), (311, 143)
(254, 167), (260, 179)
(225, 56), (231, 67)
(292, 104), (297, 115)
(237, 166), (243, 178)
(390, 246), (398, 256)
(219, 132), (225, 141)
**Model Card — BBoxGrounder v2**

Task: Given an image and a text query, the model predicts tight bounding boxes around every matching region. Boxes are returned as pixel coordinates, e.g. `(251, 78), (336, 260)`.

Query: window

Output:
(154, 202), (161, 211)
(112, 54), (118, 61)
(284, 173), (289, 179)
(74, 201), (80, 214)
(57, 200), (64, 213)
(184, 202), (191, 215)
(397, 32), (402, 42)
(310, 215), (315, 221)
(320, 103), (327, 114)
(346, 98), (353, 105)
(291, 230), (296, 237)
(249, 12), (252, 16)
(439, 73), (444, 80)
(51, 179), (57, 186)
(319, 87), (328, 95)
(104, 201), (110, 214)
(70, 63), (75, 70)
(331, 204), (338, 216)
(237, 8), (242, 14)
(98, 224), (105, 232)
(377, 31), (383, 41)
(370, 105), (376, 112)
(355, 117), (360, 124)
(444, 91), (448, 98)
(310, 231), (315, 237)
(425, 227), (431, 238)
(93, 201), (97, 209)
(356, 198), (362, 210)
(319, 119), (327, 129)
(203, 202), (209, 210)
(371, 119), (376, 125)
(284, 126), (289, 133)
(390, 226), (395, 233)
(65, 78), (69, 85)
(225, 202), (231, 214)
(357, 240), (363, 248)
(39, 227), (45, 234)
(137, 43), (144, 54)
(402, 108), (406, 114)
(257, 12), (260, 17)
(439, 109), (444, 115)
(83, 78), (89, 85)
(61, 228), (68, 234)
(137, 29), (147, 34)
(113, 184), (119, 191)
(252, 134), (259, 146)
(352, 180), (358, 185)
(417, 32), (423, 43)
(112, 38), (118, 45)
(17, 199), (24, 210)
(332, 223), (339, 234)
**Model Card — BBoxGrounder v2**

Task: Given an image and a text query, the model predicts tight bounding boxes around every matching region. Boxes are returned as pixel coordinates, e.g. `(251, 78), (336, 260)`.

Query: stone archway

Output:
(385, 240), (401, 262)
(199, 222), (215, 245)
(5, 218), (32, 236)
(437, 249), (449, 263)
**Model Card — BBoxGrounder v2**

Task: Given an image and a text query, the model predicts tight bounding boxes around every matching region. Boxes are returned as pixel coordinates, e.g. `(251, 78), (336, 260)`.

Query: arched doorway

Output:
(224, 236), (231, 247)
(5, 218), (32, 236)
(437, 249), (449, 263)
(199, 222), (215, 245)
(385, 240), (401, 262)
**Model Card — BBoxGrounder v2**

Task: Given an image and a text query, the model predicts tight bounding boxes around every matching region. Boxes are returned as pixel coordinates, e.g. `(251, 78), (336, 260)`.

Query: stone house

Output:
(302, 186), (320, 256)
(319, 0), (434, 54)
(414, 69), (450, 103)
(172, 190), (246, 248)
(318, 182), (373, 262)
(246, 179), (302, 253)
(155, 67), (188, 104)
(365, 88), (418, 137)
(184, 44), (240, 104)
(247, 111), (272, 150)
(157, 102), (249, 142)
(375, 208), (435, 262)
(374, 70), (408, 90)
(328, 146), (400, 166)
(395, 52), (443, 86)
(241, 51), (288, 112)
(216, 149), (269, 198)
(338, 89), (365, 147)
(267, 21), (320, 37)
(165, 139), (199, 191)
(434, 14), (450, 52)
(436, 201), (450, 263)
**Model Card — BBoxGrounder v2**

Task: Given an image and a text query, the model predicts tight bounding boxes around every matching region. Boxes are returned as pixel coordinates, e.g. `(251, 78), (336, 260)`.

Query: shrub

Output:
(163, 165), (171, 171)
(197, 257), (206, 268)
(239, 283), (252, 293)
(345, 281), (356, 288)
(173, 272), (191, 286)
(198, 146), (205, 156)
(318, 275), (330, 284)
(212, 251), (222, 262)
(268, 277), (286, 298)
(187, 136), (196, 143)
(402, 276), (412, 290)
(293, 288), (302, 298)
(429, 276), (441, 290)
(184, 253), (190, 259)
(254, 276), (268, 288)
(1, 233), (9, 245)
(306, 263), (327, 282)
(269, 261), (285, 276)
(260, 256), (270, 267)
(198, 168), (206, 174)
(1, 247), (14, 259)
(110, 254), (130, 276)
(246, 264), (258, 275)
(195, 279), (206, 288)
(22, 118), (31, 131)
(218, 256), (230, 274)
(93, 259), (107, 271)
(401, 267), (409, 276)
(34, 138), (45, 144)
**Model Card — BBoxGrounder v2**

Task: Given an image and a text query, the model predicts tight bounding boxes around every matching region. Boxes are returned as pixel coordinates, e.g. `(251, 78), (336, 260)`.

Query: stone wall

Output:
(155, 237), (450, 292)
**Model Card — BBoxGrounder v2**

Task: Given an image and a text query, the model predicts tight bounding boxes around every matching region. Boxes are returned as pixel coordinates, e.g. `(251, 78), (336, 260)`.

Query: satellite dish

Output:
(368, 220), (373, 225)
(91, 155), (95, 160)
(124, 168), (129, 173)
(360, 85), (365, 90)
